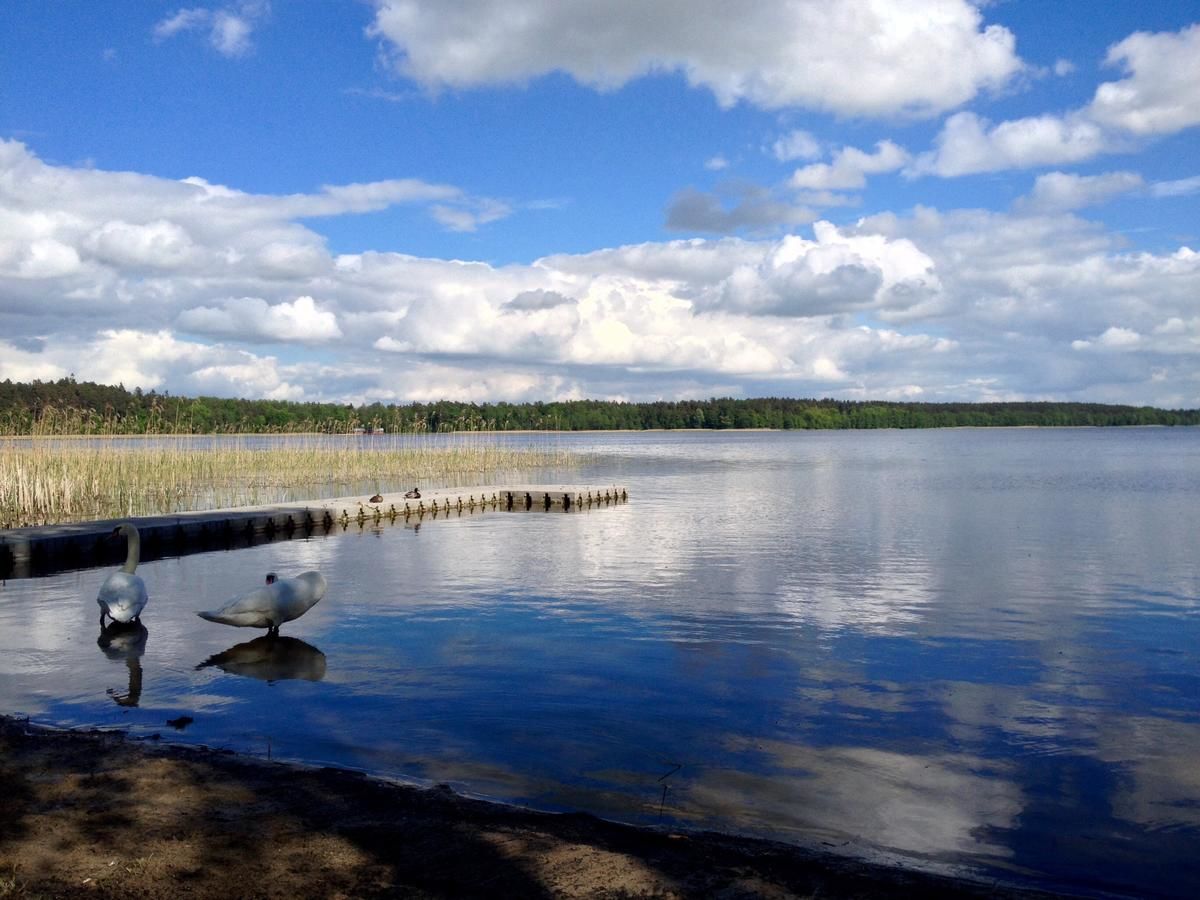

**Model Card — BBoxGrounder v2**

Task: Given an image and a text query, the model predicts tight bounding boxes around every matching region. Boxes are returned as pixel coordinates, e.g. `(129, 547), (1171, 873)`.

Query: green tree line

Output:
(1, 377), (1197, 434)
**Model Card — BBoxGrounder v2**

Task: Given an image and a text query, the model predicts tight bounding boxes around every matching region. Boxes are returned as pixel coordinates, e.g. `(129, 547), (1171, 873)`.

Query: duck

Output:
(197, 571), (326, 637)
(368, 493), (384, 504)
(404, 486), (421, 498)
(97, 522), (148, 627)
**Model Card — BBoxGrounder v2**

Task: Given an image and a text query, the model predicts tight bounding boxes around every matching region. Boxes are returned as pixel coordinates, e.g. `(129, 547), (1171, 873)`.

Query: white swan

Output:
(197, 571), (326, 636)
(97, 522), (148, 627)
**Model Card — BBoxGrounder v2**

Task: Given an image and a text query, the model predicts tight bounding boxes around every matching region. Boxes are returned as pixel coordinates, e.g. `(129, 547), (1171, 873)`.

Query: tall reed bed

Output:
(1, 409), (577, 527)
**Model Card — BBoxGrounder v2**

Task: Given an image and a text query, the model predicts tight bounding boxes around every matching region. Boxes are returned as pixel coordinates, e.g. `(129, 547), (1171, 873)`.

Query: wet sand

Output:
(0, 716), (1065, 899)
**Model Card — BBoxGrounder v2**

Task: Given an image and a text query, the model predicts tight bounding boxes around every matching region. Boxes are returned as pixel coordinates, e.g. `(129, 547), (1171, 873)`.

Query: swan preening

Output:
(97, 522), (148, 627)
(197, 571), (326, 636)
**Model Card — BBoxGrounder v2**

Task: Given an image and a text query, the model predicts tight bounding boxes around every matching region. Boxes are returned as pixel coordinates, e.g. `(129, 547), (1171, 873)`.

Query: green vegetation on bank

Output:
(2, 377), (1197, 434)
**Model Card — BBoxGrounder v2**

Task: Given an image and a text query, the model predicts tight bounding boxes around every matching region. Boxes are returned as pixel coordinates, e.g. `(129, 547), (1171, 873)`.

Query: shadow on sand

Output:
(0, 716), (1050, 899)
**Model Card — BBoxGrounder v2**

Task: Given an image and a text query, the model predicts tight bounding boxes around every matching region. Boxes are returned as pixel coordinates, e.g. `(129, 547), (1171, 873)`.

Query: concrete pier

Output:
(0, 484), (628, 579)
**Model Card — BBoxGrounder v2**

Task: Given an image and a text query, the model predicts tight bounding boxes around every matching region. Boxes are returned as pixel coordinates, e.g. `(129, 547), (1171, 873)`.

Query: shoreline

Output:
(1, 423), (1192, 441)
(0, 715), (1067, 899)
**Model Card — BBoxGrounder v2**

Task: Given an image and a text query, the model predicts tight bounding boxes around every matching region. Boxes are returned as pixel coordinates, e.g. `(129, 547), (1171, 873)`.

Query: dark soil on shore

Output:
(0, 716), (1066, 899)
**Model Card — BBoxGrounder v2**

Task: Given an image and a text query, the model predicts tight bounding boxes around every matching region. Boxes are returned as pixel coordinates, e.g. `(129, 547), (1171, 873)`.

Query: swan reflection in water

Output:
(196, 636), (326, 683)
(97, 620), (148, 707)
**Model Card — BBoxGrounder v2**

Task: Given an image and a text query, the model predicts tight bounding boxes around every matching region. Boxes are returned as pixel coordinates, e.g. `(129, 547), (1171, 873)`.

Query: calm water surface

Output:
(3, 429), (1198, 896)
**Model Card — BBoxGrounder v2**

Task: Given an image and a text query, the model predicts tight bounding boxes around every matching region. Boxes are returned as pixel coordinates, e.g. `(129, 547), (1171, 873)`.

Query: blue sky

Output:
(2, 1), (1199, 406)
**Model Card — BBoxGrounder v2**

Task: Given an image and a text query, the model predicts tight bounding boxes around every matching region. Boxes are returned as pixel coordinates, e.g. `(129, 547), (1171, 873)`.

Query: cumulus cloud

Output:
(0, 341), (69, 383)
(1086, 24), (1200, 136)
(84, 219), (199, 270)
(694, 221), (941, 319)
(368, 0), (1023, 118)
(791, 141), (909, 190)
(854, 210), (1200, 353)
(6, 329), (306, 401)
(912, 111), (1111, 177)
(1019, 171), (1144, 212)
(177, 295), (343, 343)
(0, 139), (501, 292)
(915, 23), (1200, 177)
(153, 2), (269, 57)
(1072, 326), (1142, 351)
(4, 141), (1200, 406)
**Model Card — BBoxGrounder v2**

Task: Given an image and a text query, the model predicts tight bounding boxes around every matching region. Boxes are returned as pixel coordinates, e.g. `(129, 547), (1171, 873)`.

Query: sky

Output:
(1, 1), (1199, 407)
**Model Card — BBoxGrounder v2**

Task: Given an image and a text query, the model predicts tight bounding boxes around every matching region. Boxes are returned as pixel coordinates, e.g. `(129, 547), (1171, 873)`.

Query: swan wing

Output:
(267, 573), (326, 624)
(196, 584), (278, 628)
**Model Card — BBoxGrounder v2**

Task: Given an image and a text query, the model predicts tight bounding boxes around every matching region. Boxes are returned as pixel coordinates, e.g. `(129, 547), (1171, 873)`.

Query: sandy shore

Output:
(0, 716), (1065, 899)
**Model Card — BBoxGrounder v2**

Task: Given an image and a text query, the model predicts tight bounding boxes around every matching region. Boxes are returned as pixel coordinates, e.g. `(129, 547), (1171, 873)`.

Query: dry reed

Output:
(1, 409), (578, 528)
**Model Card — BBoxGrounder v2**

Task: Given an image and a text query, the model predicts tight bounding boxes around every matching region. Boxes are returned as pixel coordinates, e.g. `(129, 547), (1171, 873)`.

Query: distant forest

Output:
(2, 378), (1198, 434)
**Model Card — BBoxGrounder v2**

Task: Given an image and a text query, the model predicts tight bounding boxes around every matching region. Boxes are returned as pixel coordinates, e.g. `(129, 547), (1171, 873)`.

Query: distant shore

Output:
(0, 716), (1065, 899)
(4, 377), (1197, 435)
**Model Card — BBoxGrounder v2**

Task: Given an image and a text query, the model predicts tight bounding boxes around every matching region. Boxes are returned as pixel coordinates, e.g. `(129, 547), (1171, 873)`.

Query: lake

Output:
(2, 428), (1198, 896)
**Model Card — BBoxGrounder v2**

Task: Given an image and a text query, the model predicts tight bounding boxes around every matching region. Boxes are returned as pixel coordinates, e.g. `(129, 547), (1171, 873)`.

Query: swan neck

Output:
(121, 525), (140, 574)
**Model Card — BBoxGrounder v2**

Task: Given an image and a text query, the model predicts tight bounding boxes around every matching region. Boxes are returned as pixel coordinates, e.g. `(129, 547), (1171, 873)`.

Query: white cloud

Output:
(153, 2), (269, 58)
(428, 198), (513, 232)
(1020, 171), (1144, 212)
(154, 8), (210, 41)
(177, 296), (343, 343)
(771, 130), (821, 163)
(11, 239), (83, 279)
(1071, 297), (1200, 359)
(793, 190), (862, 209)
(1072, 326), (1142, 351)
(916, 23), (1200, 177)
(0, 328), (310, 401)
(4, 141), (1200, 407)
(85, 219), (199, 270)
(1087, 24), (1200, 135)
(0, 341), (69, 383)
(279, 179), (462, 217)
(210, 9), (255, 56)
(368, 0), (1023, 118)
(913, 111), (1111, 177)
(1150, 175), (1200, 198)
(694, 221), (941, 320)
(704, 155), (730, 171)
(1053, 59), (1075, 77)
(856, 209), (1200, 349)
(791, 141), (909, 190)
